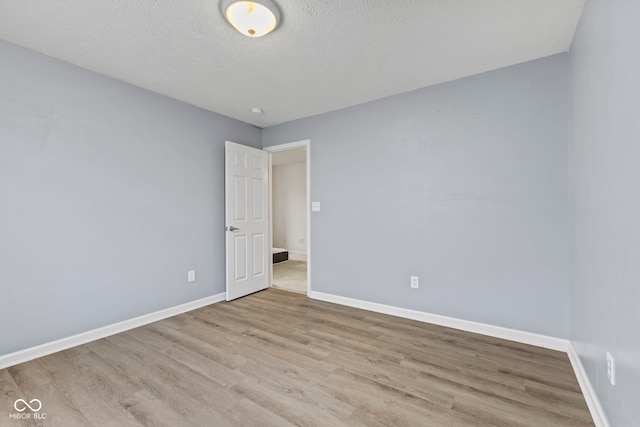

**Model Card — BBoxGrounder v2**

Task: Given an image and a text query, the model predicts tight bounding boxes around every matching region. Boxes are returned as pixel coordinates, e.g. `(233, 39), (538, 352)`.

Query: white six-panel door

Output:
(225, 141), (269, 301)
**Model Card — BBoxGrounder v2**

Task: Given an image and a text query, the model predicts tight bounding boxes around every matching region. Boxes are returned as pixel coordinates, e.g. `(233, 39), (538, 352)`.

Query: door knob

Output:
(226, 226), (239, 232)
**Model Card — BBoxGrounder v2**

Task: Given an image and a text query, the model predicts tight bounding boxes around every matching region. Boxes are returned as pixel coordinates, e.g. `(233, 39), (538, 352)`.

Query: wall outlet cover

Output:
(606, 352), (616, 386)
(411, 276), (419, 289)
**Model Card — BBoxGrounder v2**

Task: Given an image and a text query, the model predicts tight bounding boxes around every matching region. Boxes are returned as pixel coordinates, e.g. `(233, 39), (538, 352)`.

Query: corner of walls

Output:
(308, 289), (609, 425)
(567, 0), (640, 425)
(0, 39), (259, 357)
(264, 54), (570, 340)
(567, 343), (611, 427)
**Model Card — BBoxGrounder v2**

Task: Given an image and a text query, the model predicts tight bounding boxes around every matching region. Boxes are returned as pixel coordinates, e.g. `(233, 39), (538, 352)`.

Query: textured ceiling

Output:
(0, 0), (584, 127)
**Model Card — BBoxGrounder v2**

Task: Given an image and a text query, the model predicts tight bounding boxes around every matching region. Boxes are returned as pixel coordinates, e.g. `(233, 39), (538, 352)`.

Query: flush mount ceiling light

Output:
(221, 0), (281, 38)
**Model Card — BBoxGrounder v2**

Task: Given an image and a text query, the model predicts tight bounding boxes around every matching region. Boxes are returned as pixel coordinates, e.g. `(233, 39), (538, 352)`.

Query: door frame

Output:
(263, 139), (311, 296)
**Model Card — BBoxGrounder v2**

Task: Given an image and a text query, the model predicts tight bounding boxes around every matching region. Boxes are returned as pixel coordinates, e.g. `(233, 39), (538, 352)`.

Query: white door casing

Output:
(264, 139), (311, 296)
(225, 141), (269, 301)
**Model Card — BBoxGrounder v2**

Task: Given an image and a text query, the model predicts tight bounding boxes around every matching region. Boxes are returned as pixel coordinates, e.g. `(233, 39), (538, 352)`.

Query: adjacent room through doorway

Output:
(270, 146), (308, 294)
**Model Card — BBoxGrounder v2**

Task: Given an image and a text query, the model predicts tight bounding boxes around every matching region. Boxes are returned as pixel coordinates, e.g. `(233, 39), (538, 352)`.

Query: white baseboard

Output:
(1, 288), (607, 427)
(287, 253), (307, 262)
(0, 293), (225, 370)
(309, 291), (612, 424)
(567, 343), (610, 427)
(309, 291), (568, 351)
(287, 250), (307, 255)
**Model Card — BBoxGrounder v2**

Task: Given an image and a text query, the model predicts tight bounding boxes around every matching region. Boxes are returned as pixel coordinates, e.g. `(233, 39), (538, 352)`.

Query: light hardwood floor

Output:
(272, 260), (307, 294)
(0, 289), (593, 426)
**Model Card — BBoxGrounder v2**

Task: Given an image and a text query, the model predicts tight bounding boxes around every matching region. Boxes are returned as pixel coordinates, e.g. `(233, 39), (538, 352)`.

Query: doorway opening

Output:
(265, 140), (310, 295)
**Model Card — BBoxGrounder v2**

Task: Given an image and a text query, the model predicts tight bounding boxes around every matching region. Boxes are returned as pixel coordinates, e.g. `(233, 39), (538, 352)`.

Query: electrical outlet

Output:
(606, 352), (616, 385)
(410, 276), (419, 289)
(188, 270), (196, 283)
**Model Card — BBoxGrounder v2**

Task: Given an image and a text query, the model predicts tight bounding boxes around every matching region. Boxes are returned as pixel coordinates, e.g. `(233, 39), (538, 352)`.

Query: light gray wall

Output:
(272, 161), (307, 253)
(568, 0), (640, 425)
(263, 54), (569, 338)
(0, 40), (260, 355)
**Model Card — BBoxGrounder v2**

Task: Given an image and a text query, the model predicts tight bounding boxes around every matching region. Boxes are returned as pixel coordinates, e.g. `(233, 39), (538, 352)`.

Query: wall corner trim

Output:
(0, 293), (226, 370)
(567, 343), (611, 427)
(309, 291), (569, 351)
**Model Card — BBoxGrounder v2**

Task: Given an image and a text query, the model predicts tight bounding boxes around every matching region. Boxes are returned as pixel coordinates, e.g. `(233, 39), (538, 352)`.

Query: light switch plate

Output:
(312, 202), (320, 212)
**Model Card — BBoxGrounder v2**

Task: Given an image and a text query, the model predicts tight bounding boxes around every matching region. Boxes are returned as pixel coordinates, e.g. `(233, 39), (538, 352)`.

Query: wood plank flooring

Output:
(272, 260), (307, 294)
(0, 289), (593, 426)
